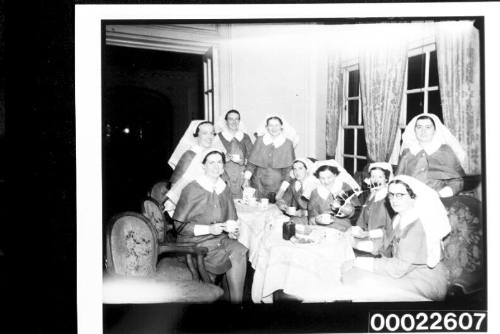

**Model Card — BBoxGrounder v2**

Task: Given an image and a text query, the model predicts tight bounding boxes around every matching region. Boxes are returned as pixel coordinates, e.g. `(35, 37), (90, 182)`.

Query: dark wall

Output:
(102, 46), (204, 218)
(103, 45), (204, 156)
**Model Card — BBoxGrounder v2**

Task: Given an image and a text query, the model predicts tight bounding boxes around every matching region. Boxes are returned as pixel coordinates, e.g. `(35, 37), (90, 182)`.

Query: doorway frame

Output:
(105, 24), (233, 122)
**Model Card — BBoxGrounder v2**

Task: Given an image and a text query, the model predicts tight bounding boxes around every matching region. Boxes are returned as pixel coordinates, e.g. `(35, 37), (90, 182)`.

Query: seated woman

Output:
(397, 113), (466, 197)
(307, 160), (361, 231)
(243, 115), (298, 199)
(276, 158), (318, 225)
(165, 120), (226, 215)
(215, 110), (254, 198)
(172, 150), (248, 303)
(351, 162), (395, 255)
(341, 175), (451, 302)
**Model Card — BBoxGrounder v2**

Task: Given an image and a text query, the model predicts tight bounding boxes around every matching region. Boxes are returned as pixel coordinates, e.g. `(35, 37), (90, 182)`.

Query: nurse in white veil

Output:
(165, 120), (225, 215)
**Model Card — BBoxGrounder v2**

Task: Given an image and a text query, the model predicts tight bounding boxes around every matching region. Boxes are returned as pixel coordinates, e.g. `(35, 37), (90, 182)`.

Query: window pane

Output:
(344, 128), (354, 155)
(406, 92), (424, 123)
(348, 70), (359, 97)
(357, 158), (368, 174)
(348, 100), (359, 126)
(407, 53), (425, 90)
(429, 50), (439, 87)
(357, 129), (367, 157)
(428, 90), (444, 123)
(344, 157), (354, 176)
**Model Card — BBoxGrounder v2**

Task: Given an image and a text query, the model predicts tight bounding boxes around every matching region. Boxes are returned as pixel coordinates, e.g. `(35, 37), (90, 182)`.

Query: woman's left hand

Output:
(228, 229), (240, 239)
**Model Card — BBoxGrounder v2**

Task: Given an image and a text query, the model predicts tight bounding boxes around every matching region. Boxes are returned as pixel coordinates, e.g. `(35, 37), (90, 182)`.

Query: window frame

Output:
(338, 42), (441, 168)
(339, 63), (368, 175)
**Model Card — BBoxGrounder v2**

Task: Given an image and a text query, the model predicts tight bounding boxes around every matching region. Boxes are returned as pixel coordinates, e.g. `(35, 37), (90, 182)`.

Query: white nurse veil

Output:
(401, 113), (467, 168)
(167, 120), (225, 170)
(391, 175), (451, 268)
(254, 114), (300, 147)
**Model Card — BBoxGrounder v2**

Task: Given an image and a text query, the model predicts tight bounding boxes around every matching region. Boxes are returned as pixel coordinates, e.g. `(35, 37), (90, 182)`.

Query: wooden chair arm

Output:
(159, 243), (208, 256)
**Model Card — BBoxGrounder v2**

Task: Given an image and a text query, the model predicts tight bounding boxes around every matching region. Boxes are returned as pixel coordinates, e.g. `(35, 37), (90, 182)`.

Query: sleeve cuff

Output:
(438, 186), (454, 198)
(354, 240), (374, 253)
(368, 228), (384, 239)
(280, 181), (290, 191)
(244, 171), (252, 180)
(193, 225), (210, 236)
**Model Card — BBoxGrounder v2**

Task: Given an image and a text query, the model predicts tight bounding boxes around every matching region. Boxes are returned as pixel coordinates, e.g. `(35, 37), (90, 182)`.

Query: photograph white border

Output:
(76, 3), (500, 333)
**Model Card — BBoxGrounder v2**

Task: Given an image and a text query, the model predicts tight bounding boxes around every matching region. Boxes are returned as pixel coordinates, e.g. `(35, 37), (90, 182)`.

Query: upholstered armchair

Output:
(104, 212), (223, 303)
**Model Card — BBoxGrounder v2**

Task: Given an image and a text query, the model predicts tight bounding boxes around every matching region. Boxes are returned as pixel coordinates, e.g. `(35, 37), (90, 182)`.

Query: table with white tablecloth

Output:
(235, 200), (356, 303)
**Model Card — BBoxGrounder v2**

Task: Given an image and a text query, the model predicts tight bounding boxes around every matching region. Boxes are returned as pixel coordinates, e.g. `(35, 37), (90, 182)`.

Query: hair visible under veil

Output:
(401, 113), (467, 168)
(368, 162), (394, 180)
(253, 114), (299, 147)
(390, 175), (451, 268)
(167, 120), (226, 170)
(214, 111), (253, 142)
(311, 159), (361, 197)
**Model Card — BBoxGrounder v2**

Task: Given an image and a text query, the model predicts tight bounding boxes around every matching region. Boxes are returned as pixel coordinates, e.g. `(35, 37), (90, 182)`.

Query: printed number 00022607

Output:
(369, 311), (487, 332)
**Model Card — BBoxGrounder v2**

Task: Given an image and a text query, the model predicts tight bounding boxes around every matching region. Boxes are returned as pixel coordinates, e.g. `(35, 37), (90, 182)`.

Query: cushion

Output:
(442, 196), (483, 294)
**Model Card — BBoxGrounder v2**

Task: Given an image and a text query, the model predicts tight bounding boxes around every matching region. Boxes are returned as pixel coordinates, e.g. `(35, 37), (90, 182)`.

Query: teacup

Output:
(260, 198), (269, 209)
(286, 206), (297, 216)
(248, 197), (257, 206)
(232, 153), (241, 162)
(225, 220), (240, 233)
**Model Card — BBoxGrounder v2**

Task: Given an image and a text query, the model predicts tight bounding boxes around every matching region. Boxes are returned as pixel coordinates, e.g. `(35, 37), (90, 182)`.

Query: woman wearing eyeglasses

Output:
(341, 175), (451, 301)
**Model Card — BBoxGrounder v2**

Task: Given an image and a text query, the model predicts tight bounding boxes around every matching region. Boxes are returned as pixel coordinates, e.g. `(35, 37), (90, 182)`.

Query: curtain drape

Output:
(359, 42), (407, 162)
(325, 53), (343, 158)
(435, 21), (481, 175)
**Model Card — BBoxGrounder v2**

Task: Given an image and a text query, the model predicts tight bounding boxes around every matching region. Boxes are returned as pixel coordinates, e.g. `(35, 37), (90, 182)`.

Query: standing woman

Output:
(351, 162), (395, 255)
(397, 113), (466, 197)
(243, 115), (298, 199)
(307, 160), (361, 231)
(165, 121), (225, 215)
(216, 110), (254, 198)
(341, 175), (451, 302)
(172, 150), (248, 303)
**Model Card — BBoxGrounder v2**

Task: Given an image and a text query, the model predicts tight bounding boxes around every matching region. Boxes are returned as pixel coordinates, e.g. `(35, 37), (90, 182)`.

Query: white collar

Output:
(221, 129), (244, 142)
(262, 133), (286, 148)
(191, 144), (208, 155)
(197, 175), (226, 195)
(408, 140), (442, 157)
(294, 179), (303, 192)
(393, 207), (419, 230)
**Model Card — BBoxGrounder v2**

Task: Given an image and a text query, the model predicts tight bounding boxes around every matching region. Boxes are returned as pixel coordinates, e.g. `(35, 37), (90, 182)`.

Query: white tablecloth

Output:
(235, 201), (355, 303)
(236, 201), (284, 266)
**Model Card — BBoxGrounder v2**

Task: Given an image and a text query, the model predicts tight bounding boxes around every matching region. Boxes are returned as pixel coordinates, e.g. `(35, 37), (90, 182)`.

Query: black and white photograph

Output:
(72, 2), (497, 333)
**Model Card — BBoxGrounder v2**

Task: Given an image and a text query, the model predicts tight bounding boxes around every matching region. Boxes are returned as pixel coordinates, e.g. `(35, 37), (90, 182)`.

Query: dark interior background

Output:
(102, 45), (204, 221)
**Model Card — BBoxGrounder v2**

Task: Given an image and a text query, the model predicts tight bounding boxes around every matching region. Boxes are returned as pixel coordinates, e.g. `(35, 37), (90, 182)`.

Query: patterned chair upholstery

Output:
(441, 195), (484, 295)
(104, 212), (223, 303)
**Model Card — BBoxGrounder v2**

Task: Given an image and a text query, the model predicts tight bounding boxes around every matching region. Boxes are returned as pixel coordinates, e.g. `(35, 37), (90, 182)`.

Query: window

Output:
(341, 65), (368, 175)
(203, 48), (214, 121)
(402, 44), (443, 125)
(396, 44), (443, 149)
(339, 43), (442, 173)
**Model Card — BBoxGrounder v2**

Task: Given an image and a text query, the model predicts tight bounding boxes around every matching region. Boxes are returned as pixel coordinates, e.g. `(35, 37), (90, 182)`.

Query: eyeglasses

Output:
(387, 192), (409, 199)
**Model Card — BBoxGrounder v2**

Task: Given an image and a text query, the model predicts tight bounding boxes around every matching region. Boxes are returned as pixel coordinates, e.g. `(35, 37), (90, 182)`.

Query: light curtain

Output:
(435, 21), (481, 174)
(359, 39), (407, 162)
(325, 53), (343, 158)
